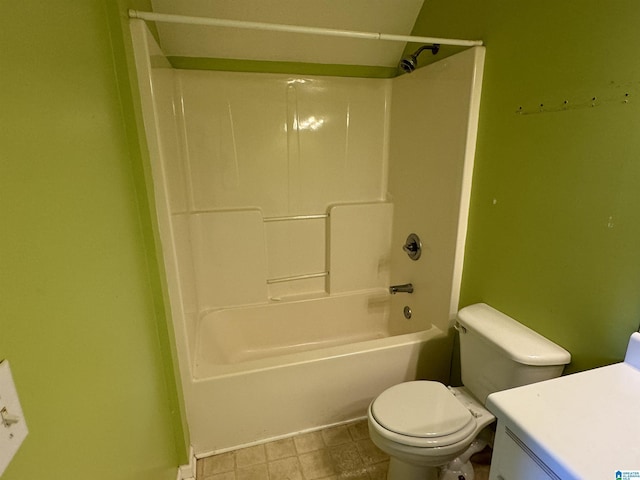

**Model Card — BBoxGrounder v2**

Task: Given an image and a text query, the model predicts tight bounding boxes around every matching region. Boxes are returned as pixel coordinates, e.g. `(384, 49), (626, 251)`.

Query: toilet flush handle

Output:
(453, 322), (467, 334)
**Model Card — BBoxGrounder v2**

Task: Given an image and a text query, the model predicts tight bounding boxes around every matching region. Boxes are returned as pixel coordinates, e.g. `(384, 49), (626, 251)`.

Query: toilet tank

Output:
(456, 303), (571, 404)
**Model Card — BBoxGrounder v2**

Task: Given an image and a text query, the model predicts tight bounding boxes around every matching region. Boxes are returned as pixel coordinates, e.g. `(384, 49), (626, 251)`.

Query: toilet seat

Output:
(370, 381), (477, 448)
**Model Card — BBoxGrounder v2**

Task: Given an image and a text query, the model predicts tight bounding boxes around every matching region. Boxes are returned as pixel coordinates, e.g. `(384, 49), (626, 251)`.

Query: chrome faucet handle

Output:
(403, 243), (418, 253)
(403, 233), (422, 261)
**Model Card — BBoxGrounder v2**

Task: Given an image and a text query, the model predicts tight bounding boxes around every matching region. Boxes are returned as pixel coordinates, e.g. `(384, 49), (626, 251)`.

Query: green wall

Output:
(412, 0), (640, 372)
(1, 1), (185, 478)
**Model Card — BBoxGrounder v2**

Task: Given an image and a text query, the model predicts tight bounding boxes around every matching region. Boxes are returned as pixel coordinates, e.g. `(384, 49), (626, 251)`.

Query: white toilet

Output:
(368, 303), (571, 480)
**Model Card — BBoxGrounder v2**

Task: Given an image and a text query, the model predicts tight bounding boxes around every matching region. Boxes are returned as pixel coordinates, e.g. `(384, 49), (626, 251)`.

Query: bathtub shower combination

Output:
(130, 20), (485, 456)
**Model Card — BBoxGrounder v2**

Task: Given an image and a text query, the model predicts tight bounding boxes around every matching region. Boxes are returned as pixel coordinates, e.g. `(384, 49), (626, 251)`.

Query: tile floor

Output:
(196, 419), (491, 480)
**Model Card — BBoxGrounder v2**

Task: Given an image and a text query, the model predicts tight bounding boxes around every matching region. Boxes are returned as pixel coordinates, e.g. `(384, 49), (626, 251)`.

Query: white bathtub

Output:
(187, 289), (452, 455)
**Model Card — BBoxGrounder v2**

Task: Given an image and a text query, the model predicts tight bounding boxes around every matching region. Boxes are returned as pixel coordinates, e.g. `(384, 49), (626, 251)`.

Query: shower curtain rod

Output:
(128, 10), (483, 47)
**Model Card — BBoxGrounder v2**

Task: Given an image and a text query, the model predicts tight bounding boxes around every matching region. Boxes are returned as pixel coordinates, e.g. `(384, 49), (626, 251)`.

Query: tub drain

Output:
(403, 306), (412, 319)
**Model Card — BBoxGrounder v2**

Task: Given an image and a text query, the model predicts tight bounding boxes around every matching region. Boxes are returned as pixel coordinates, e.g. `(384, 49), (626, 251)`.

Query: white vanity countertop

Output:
(487, 333), (640, 480)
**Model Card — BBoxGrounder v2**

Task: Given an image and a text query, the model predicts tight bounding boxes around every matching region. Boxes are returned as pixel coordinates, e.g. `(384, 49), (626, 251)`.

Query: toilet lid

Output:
(371, 381), (473, 439)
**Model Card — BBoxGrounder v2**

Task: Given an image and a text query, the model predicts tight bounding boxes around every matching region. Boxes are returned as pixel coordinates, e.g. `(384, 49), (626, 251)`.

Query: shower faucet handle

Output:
(402, 233), (422, 261)
(403, 243), (418, 253)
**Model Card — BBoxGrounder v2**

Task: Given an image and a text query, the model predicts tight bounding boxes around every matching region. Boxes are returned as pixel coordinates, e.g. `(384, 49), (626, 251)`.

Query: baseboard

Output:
(176, 446), (196, 480)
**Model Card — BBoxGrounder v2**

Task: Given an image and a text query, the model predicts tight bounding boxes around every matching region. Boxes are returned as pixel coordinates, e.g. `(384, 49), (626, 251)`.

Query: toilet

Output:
(368, 303), (571, 480)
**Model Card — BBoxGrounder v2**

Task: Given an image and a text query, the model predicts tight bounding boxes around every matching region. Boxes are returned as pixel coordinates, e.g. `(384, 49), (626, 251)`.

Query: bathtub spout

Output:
(389, 283), (413, 294)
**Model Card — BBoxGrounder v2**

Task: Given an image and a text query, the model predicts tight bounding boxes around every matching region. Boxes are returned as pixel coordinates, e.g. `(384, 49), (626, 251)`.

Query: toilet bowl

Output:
(368, 382), (494, 480)
(366, 303), (572, 480)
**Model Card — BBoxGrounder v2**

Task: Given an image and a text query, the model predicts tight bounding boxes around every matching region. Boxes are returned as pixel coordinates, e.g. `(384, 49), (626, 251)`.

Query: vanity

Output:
(487, 332), (640, 480)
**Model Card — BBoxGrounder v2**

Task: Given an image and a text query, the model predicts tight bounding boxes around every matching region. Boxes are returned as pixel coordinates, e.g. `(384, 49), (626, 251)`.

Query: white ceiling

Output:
(149, 0), (425, 67)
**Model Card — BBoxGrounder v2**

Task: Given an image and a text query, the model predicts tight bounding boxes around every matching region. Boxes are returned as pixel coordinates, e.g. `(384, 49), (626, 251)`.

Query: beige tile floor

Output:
(196, 420), (491, 480)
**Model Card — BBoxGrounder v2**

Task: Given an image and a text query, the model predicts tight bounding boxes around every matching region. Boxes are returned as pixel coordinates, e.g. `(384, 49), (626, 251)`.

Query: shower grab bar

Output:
(263, 214), (328, 223)
(267, 271), (328, 284)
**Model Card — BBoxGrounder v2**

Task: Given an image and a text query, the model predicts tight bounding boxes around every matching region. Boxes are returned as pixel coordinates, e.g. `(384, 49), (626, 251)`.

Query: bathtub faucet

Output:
(389, 283), (414, 294)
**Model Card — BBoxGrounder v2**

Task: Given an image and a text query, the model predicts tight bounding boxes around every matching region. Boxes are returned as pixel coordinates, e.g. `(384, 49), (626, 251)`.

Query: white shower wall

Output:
(174, 71), (391, 215)
(144, 45), (397, 333)
(387, 47), (485, 335)
(134, 18), (484, 346)
(169, 70), (393, 306)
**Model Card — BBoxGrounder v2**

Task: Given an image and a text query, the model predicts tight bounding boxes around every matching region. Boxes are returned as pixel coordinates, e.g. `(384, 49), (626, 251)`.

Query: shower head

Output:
(399, 44), (440, 73)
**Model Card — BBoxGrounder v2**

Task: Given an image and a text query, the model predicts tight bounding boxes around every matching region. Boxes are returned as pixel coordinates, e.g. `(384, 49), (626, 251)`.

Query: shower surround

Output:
(130, 20), (484, 455)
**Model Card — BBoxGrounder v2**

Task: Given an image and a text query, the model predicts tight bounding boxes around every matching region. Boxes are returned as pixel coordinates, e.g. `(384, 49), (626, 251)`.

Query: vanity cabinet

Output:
(486, 333), (640, 480)
(489, 423), (558, 480)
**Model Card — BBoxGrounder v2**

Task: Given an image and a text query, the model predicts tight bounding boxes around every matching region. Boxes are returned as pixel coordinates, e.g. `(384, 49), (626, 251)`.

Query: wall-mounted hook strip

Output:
(516, 92), (631, 115)
(515, 80), (639, 115)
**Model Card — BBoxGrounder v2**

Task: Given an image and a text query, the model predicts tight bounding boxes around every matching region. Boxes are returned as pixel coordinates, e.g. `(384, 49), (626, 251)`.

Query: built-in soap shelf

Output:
(262, 211), (329, 287)
(188, 202), (393, 310)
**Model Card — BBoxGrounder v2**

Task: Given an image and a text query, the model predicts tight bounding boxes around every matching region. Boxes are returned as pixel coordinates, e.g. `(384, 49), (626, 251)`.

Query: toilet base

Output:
(387, 457), (439, 480)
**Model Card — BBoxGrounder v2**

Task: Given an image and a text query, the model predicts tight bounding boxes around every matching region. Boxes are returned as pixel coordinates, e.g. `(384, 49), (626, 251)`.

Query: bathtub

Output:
(187, 289), (452, 456)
